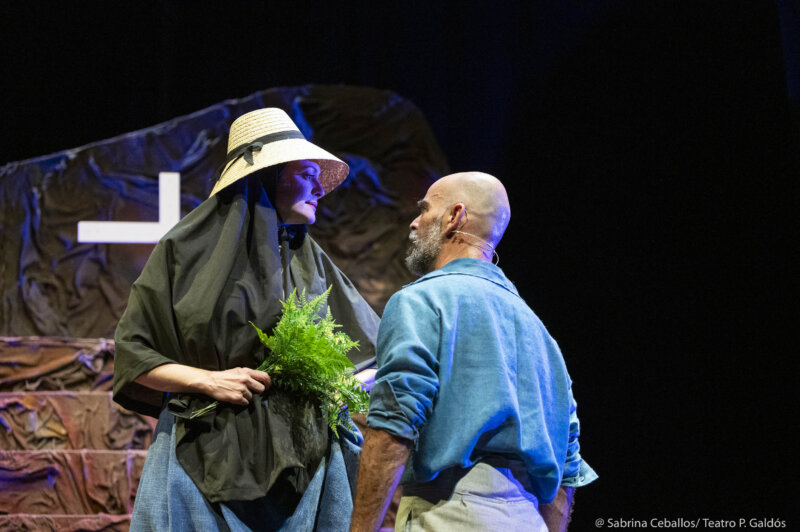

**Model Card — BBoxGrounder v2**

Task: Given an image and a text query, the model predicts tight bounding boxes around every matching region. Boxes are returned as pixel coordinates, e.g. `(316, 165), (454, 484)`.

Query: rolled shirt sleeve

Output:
(366, 290), (440, 442)
(560, 386), (598, 487)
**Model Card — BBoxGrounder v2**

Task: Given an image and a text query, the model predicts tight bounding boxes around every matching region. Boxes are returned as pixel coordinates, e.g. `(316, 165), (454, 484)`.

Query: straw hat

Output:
(209, 108), (350, 197)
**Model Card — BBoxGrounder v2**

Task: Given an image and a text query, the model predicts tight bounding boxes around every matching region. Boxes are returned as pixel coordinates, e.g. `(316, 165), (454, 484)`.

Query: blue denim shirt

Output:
(367, 258), (597, 503)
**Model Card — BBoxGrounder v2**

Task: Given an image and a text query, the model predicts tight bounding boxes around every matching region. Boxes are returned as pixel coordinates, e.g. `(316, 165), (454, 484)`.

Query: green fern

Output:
(191, 286), (369, 437)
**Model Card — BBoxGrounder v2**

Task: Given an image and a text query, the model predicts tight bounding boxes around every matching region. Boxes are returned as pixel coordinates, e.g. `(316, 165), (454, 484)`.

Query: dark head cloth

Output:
(112, 175), (379, 502)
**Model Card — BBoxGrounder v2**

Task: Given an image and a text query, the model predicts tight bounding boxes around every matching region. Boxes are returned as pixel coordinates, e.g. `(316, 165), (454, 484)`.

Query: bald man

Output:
(350, 173), (596, 532)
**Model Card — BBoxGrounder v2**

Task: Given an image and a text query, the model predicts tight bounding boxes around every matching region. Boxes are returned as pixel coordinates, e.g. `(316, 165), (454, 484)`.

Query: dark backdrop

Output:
(1, 1), (797, 526)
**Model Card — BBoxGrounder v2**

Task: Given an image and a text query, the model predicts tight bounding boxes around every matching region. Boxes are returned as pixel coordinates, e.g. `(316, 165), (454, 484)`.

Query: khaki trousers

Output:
(395, 460), (547, 531)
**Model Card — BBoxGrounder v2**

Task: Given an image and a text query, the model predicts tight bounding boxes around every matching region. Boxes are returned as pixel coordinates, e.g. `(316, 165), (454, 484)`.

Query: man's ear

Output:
(443, 203), (466, 235)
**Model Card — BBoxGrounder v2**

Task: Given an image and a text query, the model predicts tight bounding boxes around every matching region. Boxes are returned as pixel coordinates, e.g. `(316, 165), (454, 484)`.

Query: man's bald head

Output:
(429, 172), (511, 248)
(406, 171), (511, 275)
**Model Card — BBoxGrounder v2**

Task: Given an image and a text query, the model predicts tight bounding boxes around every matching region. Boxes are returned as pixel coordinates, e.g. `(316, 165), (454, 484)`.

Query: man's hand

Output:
(351, 428), (411, 532)
(354, 368), (377, 391)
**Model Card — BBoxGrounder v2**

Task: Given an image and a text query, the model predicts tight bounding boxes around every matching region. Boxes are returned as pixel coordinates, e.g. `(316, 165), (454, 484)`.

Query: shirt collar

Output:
(408, 257), (519, 296)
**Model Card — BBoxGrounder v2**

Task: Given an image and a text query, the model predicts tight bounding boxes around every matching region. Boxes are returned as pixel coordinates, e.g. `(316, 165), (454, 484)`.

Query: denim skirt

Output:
(131, 406), (362, 531)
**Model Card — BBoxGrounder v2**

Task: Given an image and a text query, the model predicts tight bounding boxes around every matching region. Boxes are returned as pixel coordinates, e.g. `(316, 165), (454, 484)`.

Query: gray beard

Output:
(404, 216), (443, 276)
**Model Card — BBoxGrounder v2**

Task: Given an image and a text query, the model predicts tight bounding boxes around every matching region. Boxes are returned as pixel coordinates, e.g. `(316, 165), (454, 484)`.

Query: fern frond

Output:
(190, 286), (369, 434)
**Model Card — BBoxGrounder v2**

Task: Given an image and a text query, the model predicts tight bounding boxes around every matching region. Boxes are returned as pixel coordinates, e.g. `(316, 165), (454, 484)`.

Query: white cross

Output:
(77, 172), (181, 244)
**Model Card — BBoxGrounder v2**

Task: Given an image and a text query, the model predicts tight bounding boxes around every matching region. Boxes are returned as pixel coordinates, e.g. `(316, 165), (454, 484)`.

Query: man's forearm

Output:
(539, 486), (575, 532)
(350, 428), (411, 532)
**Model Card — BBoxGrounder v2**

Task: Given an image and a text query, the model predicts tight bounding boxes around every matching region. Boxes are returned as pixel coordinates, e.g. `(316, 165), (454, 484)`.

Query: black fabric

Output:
(112, 174), (379, 502)
(263, 391), (329, 500)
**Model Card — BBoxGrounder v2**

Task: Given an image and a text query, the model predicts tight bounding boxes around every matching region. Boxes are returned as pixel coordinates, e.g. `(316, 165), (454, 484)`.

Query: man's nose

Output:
(409, 216), (420, 231)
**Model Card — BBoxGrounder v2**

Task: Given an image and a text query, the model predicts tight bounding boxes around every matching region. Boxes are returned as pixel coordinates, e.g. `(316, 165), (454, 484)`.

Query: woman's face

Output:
(274, 160), (324, 224)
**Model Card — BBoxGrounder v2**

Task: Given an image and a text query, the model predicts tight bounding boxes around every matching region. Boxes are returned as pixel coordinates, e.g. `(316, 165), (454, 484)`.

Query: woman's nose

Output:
(311, 176), (324, 197)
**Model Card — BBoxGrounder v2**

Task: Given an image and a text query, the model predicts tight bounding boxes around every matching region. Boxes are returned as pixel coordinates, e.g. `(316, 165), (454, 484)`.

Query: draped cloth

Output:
(112, 174), (379, 503)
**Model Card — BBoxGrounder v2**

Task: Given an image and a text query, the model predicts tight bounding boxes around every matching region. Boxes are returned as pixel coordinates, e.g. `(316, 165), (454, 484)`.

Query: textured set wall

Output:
(0, 85), (449, 338)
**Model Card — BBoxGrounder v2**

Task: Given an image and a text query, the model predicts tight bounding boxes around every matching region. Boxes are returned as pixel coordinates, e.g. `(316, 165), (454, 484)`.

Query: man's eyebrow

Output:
(416, 200), (429, 210)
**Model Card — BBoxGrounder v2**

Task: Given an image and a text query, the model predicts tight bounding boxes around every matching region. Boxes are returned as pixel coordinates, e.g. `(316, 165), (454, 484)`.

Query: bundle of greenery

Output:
(190, 287), (369, 437)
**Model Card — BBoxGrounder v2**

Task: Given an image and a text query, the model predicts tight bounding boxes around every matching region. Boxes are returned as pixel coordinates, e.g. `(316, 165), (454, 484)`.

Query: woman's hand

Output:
(204, 367), (271, 405)
(135, 364), (271, 406)
(354, 368), (378, 391)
